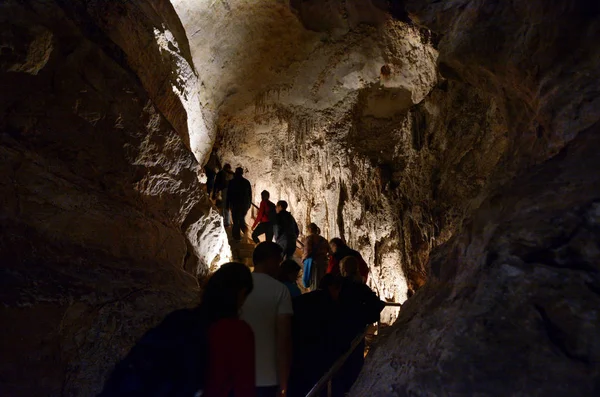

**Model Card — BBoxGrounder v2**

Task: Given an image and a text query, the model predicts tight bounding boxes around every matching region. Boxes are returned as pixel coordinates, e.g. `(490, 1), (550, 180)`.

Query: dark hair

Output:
(340, 256), (361, 282)
(277, 200), (288, 210)
(200, 262), (253, 322)
(223, 163), (232, 170)
(280, 259), (300, 276)
(261, 190), (270, 200)
(308, 223), (319, 234)
(235, 167), (243, 175)
(318, 273), (343, 290)
(253, 241), (283, 267)
(329, 237), (345, 247)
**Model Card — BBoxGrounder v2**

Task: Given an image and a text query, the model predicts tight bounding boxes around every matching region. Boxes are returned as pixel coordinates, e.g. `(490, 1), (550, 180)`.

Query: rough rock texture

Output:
(353, 125), (600, 397)
(2, 0), (599, 395)
(174, 0), (600, 393)
(173, 0), (443, 303)
(172, 0), (516, 305)
(350, 0), (600, 395)
(0, 1), (229, 396)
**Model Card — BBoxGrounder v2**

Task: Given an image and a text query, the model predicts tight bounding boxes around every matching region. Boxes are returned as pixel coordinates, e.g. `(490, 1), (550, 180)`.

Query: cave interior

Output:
(1, 0), (599, 396)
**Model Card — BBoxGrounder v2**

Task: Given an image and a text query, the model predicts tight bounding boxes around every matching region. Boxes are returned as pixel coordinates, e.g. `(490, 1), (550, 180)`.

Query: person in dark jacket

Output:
(226, 167), (252, 241)
(273, 200), (299, 259)
(251, 190), (275, 243)
(288, 275), (343, 397)
(212, 163), (233, 199)
(204, 150), (219, 196)
(327, 238), (369, 282)
(331, 259), (384, 396)
(213, 164), (234, 226)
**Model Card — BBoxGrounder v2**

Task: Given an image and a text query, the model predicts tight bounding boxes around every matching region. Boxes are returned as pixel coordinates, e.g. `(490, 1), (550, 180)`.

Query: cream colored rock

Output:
(171, 0), (439, 305)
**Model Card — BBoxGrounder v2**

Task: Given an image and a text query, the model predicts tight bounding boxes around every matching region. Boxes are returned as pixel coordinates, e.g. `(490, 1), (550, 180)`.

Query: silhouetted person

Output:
(274, 200), (299, 259)
(278, 259), (302, 298)
(204, 150), (219, 196)
(251, 190), (276, 243)
(99, 262), (255, 397)
(288, 274), (343, 397)
(331, 259), (384, 396)
(226, 167), (252, 241)
(327, 238), (369, 282)
(241, 242), (293, 397)
(302, 223), (330, 290)
(213, 164), (234, 226)
(339, 256), (363, 283)
(204, 263), (256, 397)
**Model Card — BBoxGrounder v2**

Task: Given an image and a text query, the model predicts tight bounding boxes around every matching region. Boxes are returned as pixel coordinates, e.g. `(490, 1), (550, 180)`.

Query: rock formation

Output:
(350, 0), (600, 395)
(173, 0), (600, 394)
(1, 1), (229, 396)
(1, 0), (599, 395)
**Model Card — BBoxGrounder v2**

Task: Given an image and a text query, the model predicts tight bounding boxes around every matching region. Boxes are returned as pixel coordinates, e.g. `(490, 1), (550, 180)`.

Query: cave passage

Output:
(1, 0), (600, 396)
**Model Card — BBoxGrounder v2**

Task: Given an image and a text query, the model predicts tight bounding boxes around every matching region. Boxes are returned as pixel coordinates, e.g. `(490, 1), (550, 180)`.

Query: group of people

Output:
(100, 242), (384, 397)
(207, 163), (300, 259)
(209, 164), (368, 295)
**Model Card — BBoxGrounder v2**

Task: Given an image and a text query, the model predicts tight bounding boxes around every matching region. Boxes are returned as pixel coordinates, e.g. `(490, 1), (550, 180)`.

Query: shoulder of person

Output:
(233, 318), (254, 337)
(278, 280), (293, 298)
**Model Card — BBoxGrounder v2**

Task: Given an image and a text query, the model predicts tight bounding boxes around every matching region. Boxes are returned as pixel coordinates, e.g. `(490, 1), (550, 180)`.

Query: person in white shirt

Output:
(241, 242), (293, 397)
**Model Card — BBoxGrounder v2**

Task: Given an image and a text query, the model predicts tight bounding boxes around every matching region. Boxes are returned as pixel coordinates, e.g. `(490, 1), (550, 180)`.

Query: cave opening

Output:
(1, 0), (600, 396)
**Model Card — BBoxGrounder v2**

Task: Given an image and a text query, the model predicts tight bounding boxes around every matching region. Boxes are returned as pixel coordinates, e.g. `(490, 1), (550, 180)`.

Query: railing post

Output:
(327, 379), (332, 397)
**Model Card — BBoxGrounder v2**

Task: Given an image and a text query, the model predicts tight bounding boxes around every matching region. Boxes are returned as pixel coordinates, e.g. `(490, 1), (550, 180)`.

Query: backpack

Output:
(267, 201), (277, 224)
(98, 308), (208, 397)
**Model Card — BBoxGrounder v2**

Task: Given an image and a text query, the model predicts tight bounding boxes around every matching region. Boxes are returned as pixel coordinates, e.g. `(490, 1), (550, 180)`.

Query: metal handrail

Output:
(305, 302), (402, 397)
(305, 327), (369, 397)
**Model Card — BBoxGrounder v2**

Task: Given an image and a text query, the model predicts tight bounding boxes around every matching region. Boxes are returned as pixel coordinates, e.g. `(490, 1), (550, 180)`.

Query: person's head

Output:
(340, 256), (362, 283)
(279, 259), (301, 283)
(307, 223), (319, 235)
(253, 241), (284, 277)
(223, 163), (232, 172)
(200, 262), (253, 322)
(329, 238), (346, 254)
(234, 167), (244, 177)
(318, 273), (343, 301)
(261, 190), (270, 201)
(276, 200), (288, 213)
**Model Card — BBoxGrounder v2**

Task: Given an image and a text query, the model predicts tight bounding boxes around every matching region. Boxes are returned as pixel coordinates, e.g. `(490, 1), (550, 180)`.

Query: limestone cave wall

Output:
(174, 0), (600, 393)
(0, 1), (229, 395)
(1, 0), (599, 395)
(351, 0), (600, 395)
(174, 0), (515, 305)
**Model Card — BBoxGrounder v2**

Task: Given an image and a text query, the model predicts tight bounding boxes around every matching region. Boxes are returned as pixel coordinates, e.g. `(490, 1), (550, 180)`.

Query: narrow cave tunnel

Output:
(1, 0), (600, 396)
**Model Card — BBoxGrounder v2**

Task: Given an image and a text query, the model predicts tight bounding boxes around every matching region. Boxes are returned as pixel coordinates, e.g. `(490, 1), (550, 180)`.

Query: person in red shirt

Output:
(326, 238), (369, 282)
(251, 190), (276, 244)
(202, 262), (256, 397)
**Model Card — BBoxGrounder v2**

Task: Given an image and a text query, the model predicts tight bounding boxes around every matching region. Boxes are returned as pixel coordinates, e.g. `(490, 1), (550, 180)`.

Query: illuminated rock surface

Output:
(1, 0), (599, 396)
(0, 1), (228, 395)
